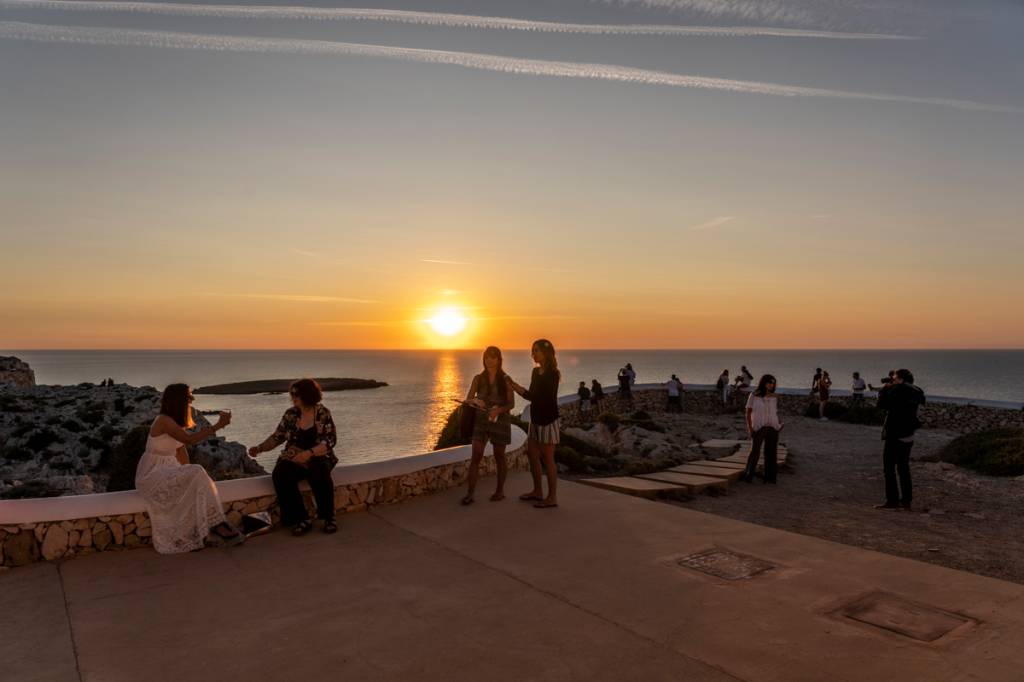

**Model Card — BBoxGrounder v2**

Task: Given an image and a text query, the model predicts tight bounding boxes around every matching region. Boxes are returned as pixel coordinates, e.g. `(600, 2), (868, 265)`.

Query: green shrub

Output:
(25, 428), (62, 452)
(938, 428), (1024, 477)
(804, 401), (847, 420)
(1, 481), (61, 499)
(597, 412), (620, 432)
(433, 406), (472, 450)
(106, 424), (151, 491)
(554, 445), (588, 473)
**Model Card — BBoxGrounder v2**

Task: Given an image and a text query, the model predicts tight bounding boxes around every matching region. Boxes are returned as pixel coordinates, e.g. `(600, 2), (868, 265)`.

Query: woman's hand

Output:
(468, 398), (486, 409)
(216, 410), (232, 428)
(291, 450), (312, 466)
(247, 446), (261, 458)
(506, 378), (522, 394)
(487, 407), (501, 422)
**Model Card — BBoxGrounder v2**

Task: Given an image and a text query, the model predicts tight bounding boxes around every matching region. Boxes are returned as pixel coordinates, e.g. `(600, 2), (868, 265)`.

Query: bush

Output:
(628, 419), (666, 433)
(1, 445), (33, 461)
(804, 401), (848, 420)
(597, 412), (621, 432)
(62, 419), (86, 433)
(558, 430), (609, 461)
(106, 424), (151, 491)
(433, 406), (472, 451)
(630, 410), (652, 421)
(76, 402), (106, 425)
(1, 481), (61, 500)
(938, 428), (1024, 477)
(25, 428), (63, 453)
(554, 445), (588, 473)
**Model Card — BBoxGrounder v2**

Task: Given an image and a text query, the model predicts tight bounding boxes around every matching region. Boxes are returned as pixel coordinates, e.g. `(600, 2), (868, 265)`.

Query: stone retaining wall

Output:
(557, 387), (1024, 433)
(1, 446), (527, 567)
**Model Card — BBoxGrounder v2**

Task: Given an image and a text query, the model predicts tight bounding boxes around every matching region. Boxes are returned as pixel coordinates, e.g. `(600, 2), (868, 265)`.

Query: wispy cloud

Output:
(688, 215), (736, 230)
(203, 293), (378, 304)
(420, 258), (473, 266)
(0, 0), (919, 40)
(0, 22), (1016, 113)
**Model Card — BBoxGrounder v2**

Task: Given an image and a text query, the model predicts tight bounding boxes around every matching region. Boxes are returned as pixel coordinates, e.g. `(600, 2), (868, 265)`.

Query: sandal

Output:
(519, 493), (543, 502)
(460, 495), (475, 506)
(292, 520), (312, 536)
(533, 500), (559, 509)
(323, 519), (338, 535)
(490, 493), (505, 502)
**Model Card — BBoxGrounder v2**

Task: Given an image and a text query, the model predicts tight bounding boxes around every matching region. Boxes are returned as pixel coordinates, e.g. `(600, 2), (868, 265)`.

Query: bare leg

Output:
(536, 443), (558, 507)
(819, 400), (827, 419)
(491, 444), (507, 501)
(463, 439), (485, 504)
(520, 438), (544, 500)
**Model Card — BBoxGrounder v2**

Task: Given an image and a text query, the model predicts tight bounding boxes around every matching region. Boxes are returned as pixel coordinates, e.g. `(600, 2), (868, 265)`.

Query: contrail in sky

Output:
(0, 22), (1016, 113)
(0, 0), (919, 40)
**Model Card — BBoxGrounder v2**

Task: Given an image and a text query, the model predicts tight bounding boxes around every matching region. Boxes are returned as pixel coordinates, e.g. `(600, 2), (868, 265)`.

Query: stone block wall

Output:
(1, 446), (528, 568)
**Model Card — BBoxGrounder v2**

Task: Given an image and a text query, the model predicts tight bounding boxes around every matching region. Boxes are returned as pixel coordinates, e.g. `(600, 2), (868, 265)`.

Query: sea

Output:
(5, 350), (1023, 469)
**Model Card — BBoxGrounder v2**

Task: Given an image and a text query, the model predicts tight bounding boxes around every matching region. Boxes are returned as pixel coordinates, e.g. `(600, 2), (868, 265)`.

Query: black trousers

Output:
(745, 426), (779, 483)
(272, 457), (335, 525)
(882, 439), (913, 506)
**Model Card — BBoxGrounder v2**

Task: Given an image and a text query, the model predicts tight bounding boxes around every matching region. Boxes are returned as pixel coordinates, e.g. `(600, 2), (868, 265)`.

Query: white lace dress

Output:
(135, 433), (227, 554)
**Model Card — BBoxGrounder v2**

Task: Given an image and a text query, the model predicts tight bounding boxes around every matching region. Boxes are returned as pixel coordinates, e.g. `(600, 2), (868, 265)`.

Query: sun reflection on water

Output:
(424, 352), (464, 450)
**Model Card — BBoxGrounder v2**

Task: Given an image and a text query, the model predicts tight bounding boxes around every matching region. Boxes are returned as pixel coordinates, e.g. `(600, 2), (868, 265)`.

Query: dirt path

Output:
(668, 414), (1024, 584)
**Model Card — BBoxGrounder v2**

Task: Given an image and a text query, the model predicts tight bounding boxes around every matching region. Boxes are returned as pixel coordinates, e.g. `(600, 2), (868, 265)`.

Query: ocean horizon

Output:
(5, 349), (1023, 469)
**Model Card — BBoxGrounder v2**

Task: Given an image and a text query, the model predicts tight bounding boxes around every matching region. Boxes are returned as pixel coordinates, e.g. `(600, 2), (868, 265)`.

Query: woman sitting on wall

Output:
(249, 379), (339, 535)
(460, 346), (515, 506)
(135, 384), (244, 553)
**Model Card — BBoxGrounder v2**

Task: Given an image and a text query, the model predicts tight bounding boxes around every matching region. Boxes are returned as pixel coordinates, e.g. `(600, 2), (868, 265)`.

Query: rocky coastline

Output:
(195, 377), (387, 394)
(0, 360), (265, 500)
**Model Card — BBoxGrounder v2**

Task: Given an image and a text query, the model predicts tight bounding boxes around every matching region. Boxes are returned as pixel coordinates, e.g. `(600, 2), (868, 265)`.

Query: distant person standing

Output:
(577, 381), (592, 417)
(869, 370), (896, 392)
(875, 369), (926, 511)
(851, 372), (867, 403)
(817, 370), (832, 420)
(507, 339), (561, 509)
(617, 365), (633, 405)
(590, 379), (604, 413)
(811, 368), (822, 396)
(741, 375), (783, 484)
(624, 363), (637, 386)
(716, 370), (731, 406)
(459, 346), (514, 506)
(666, 374), (683, 412)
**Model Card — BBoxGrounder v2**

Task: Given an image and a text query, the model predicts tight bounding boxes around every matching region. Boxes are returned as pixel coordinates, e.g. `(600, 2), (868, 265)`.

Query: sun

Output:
(428, 306), (468, 337)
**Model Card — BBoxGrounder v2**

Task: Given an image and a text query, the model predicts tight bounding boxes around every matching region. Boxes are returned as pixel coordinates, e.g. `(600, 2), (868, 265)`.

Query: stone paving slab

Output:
(669, 464), (744, 481)
(633, 471), (730, 492)
(686, 460), (747, 470)
(577, 476), (690, 498)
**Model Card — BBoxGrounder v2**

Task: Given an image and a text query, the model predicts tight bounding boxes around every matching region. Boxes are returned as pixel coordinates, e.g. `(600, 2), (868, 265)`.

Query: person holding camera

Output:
(875, 368), (926, 511)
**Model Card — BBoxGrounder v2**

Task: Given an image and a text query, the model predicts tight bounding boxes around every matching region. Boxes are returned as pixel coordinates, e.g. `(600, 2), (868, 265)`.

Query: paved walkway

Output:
(4, 473), (1024, 681)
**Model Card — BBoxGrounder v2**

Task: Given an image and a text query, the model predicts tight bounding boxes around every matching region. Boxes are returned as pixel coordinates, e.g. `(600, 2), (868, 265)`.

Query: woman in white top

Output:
(135, 383), (243, 553)
(741, 375), (783, 484)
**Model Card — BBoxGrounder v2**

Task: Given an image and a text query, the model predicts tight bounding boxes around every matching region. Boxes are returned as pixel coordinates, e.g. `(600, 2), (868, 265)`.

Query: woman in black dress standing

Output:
(249, 379), (339, 535)
(461, 346), (515, 505)
(507, 339), (561, 509)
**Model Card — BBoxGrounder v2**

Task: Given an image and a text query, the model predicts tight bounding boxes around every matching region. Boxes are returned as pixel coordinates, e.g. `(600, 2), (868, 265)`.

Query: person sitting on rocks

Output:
(249, 379), (339, 536)
(135, 384), (243, 554)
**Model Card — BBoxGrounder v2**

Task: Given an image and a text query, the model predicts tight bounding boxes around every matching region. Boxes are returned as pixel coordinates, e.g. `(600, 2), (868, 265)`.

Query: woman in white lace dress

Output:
(135, 384), (244, 554)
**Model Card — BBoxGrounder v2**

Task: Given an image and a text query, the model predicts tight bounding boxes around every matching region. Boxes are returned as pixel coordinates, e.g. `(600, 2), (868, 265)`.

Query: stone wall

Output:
(0, 446), (527, 567)
(557, 387), (1024, 433)
(0, 356), (35, 388)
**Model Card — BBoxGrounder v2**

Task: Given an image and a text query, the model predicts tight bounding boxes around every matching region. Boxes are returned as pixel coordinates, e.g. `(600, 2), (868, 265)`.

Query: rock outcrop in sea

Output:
(0, 358), (266, 499)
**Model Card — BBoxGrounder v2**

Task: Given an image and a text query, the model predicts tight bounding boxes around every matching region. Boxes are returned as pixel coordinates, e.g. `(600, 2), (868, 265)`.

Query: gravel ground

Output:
(666, 414), (1024, 585)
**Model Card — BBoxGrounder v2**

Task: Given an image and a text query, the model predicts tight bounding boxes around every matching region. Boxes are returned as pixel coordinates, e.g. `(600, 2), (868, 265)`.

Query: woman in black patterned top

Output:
(460, 346), (515, 506)
(249, 378), (339, 535)
(507, 339), (561, 509)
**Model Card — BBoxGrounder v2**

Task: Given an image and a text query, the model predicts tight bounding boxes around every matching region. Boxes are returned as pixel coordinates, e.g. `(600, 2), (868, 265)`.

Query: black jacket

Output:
(878, 382), (926, 441)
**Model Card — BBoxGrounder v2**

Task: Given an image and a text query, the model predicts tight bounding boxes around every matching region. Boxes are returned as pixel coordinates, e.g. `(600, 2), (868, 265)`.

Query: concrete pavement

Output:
(3, 473), (1023, 681)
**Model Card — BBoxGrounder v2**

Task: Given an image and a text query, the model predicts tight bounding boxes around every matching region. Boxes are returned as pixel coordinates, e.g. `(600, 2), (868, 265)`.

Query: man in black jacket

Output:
(875, 368), (926, 510)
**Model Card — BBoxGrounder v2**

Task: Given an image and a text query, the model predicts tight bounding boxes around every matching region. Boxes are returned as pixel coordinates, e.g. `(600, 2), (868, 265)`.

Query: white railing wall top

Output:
(0, 426), (527, 525)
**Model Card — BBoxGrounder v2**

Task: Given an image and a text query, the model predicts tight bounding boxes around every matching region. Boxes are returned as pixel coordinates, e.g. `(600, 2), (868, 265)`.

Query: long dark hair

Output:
(477, 346), (508, 401)
(160, 383), (194, 428)
(531, 338), (560, 379)
(754, 374), (777, 398)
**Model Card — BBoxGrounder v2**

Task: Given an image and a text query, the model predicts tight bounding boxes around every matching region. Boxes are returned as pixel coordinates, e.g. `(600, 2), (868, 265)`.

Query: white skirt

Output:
(528, 420), (561, 445)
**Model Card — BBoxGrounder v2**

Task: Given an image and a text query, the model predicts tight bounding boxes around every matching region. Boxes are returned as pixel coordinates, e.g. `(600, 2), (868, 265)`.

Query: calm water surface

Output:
(6, 350), (1022, 468)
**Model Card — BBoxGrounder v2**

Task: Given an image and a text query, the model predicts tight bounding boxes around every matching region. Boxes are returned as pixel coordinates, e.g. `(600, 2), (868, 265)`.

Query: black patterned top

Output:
(267, 404), (338, 467)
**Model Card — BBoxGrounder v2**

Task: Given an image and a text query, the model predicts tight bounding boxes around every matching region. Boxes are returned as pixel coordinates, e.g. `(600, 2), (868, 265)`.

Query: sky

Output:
(1, 0), (1023, 350)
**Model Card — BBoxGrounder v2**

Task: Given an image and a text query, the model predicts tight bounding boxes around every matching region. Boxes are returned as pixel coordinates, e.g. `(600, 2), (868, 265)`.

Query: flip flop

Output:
(490, 493), (505, 502)
(533, 501), (559, 509)
(519, 493), (543, 502)
(460, 496), (475, 506)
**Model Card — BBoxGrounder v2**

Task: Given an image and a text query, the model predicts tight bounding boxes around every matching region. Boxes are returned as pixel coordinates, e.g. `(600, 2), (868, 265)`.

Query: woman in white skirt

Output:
(135, 384), (243, 553)
(507, 339), (561, 509)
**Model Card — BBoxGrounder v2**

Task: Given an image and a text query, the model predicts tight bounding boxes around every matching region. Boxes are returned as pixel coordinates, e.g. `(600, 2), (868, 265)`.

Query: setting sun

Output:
(428, 307), (468, 337)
